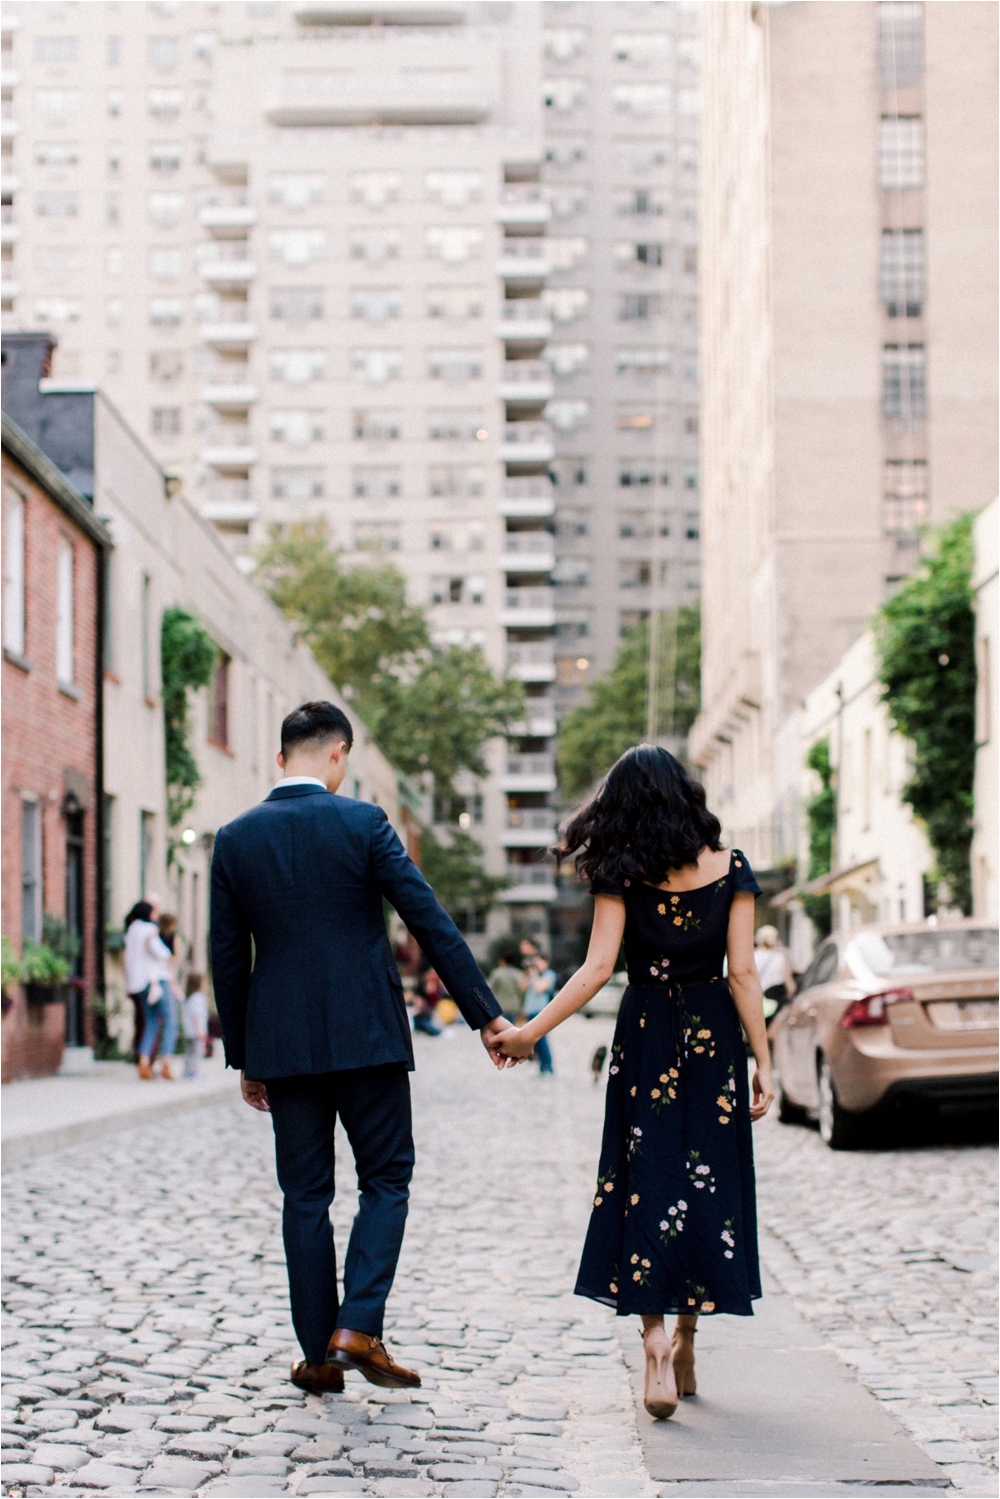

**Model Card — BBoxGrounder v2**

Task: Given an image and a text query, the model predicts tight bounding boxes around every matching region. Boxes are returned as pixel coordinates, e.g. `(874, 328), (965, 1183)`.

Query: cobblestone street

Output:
(3, 1017), (997, 1498)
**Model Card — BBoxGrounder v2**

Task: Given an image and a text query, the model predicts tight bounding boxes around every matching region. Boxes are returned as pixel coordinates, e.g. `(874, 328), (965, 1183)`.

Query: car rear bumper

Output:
(835, 1035), (998, 1113)
(880, 1072), (999, 1107)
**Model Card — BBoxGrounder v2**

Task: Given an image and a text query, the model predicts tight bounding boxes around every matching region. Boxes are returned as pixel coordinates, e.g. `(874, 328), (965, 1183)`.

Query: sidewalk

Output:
(1, 1050), (238, 1166)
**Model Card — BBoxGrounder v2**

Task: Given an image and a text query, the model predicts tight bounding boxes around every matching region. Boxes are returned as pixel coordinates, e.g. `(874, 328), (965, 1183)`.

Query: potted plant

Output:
(2, 937), (21, 1017)
(20, 940), (71, 1005)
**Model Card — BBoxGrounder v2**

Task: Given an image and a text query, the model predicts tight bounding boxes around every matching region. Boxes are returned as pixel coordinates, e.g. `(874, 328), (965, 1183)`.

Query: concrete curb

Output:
(2, 1078), (239, 1168)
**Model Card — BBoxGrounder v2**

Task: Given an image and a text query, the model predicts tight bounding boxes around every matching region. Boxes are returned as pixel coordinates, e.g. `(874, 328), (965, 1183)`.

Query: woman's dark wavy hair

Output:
(557, 745), (723, 887)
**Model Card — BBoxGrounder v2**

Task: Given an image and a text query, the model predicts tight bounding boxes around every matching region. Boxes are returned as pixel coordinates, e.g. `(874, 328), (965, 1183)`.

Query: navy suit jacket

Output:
(210, 783), (501, 1078)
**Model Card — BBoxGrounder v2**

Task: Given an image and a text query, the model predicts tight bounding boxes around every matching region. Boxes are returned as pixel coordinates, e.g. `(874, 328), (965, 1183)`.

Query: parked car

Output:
(583, 971), (627, 1018)
(768, 919), (998, 1149)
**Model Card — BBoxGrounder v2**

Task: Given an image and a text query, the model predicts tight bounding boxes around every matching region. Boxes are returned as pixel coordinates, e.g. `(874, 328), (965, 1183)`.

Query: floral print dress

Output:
(575, 850), (763, 1317)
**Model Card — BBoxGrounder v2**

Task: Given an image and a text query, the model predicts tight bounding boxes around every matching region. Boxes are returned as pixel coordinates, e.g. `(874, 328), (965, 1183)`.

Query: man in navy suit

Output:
(211, 701), (516, 1394)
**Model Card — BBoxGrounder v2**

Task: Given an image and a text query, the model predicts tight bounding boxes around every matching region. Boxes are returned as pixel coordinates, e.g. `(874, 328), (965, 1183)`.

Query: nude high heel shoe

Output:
(641, 1327), (678, 1419)
(672, 1325), (697, 1397)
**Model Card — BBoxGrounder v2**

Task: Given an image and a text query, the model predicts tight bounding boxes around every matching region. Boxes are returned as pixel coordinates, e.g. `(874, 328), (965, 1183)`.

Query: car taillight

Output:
(839, 989), (913, 1029)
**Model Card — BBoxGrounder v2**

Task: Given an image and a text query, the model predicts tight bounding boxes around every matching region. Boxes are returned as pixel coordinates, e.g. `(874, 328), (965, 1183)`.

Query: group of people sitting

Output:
(122, 895), (209, 1079)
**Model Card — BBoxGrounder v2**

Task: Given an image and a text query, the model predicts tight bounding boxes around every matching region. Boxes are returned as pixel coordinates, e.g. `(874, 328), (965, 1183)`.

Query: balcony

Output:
(510, 698), (557, 738)
(497, 239), (550, 282)
(199, 309), (257, 347)
(497, 299), (552, 343)
(500, 586), (555, 629)
(505, 644), (555, 683)
(201, 426), (257, 468)
(201, 480), (256, 524)
(501, 754), (556, 794)
(499, 359), (553, 403)
(1, 205), (18, 245)
(502, 531), (555, 569)
(499, 478), (554, 519)
(496, 186), (550, 228)
(265, 71), (490, 127)
(199, 246), (257, 287)
(295, 3), (467, 20)
(502, 808), (557, 847)
(198, 191), (258, 236)
(499, 865), (558, 903)
(500, 421), (553, 464)
(201, 382), (259, 410)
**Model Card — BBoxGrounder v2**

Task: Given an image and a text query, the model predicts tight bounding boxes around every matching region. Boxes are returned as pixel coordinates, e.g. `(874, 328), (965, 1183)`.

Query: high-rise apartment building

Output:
(692, 0), (998, 875)
(3, 0), (700, 952)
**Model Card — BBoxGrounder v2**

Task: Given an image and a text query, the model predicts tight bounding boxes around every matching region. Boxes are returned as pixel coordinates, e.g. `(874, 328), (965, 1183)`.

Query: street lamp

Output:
(181, 828), (197, 846)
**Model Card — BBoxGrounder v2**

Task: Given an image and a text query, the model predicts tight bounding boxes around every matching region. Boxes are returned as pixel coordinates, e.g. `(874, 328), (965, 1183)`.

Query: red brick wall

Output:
(2, 450), (101, 1081)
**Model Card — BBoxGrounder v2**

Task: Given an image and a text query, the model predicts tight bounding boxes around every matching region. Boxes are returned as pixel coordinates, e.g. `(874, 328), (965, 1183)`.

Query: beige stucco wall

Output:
(971, 498), (998, 920)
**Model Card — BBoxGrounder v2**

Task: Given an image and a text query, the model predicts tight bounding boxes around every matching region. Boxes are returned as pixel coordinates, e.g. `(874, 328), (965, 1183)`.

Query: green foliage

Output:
(418, 828), (510, 920)
(256, 523), (522, 795)
(802, 738), (834, 939)
(20, 940), (71, 987)
(161, 607), (218, 828)
(2, 937), (22, 989)
(874, 515), (976, 913)
(557, 607), (701, 800)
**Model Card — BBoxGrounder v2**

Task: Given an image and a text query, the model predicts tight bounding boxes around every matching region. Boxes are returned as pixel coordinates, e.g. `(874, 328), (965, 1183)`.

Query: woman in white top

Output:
(132, 911), (179, 1080)
(754, 925), (796, 1020)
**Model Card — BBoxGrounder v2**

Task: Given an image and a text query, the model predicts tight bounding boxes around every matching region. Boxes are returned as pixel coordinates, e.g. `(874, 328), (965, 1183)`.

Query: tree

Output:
(801, 738), (834, 939)
(557, 607), (701, 800)
(418, 828), (510, 923)
(161, 606), (217, 830)
(874, 514), (976, 912)
(256, 522), (523, 796)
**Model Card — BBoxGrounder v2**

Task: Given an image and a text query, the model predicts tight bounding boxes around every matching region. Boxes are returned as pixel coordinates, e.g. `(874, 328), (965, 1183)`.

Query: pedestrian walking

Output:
(138, 917), (179, 1080)
(523, 953), (557, 1074)
(498, 745), (773, 1419)
(210, 700), (518, 1397)
(182, 973), (208, 1078)
(754, 924), (797, 1019)
(487, 952), (525, 1023)
(123, 897), (158, 1061)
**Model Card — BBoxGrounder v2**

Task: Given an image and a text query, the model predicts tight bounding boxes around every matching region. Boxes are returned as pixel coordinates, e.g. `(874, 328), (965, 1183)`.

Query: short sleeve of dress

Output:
(589, 871), (628, 899)
(730, 849), (762, 898)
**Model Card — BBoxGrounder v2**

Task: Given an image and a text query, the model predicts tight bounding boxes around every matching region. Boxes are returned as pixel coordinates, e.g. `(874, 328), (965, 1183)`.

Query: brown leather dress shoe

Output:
(289, 1360), (345, 1395)
(327, 1327), (421, 1389)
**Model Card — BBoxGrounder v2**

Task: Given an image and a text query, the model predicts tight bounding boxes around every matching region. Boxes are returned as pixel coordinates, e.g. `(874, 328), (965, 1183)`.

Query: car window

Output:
(802, 941), (839, 990)
(849, 927), (999, 976)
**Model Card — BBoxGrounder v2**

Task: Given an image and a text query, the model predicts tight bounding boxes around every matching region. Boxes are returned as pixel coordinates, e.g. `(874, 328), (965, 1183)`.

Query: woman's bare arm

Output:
(726, 893), (774, 1119)
(497, 897), (626, 1057)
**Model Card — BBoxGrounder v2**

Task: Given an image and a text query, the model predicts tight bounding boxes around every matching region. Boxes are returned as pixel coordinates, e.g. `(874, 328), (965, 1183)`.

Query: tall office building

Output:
(692, 0), (998, 873)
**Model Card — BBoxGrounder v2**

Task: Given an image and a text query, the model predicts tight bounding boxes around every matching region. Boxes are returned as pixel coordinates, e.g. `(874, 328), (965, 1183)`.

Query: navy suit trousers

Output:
(266, 1064), (414, 1362)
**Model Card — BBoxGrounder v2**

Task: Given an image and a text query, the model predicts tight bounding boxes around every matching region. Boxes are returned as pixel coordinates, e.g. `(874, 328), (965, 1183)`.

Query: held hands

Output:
(496, 1026), (536, 1061)
(480, 1016), (528, 1070)
(750, 1065), (774, 1121)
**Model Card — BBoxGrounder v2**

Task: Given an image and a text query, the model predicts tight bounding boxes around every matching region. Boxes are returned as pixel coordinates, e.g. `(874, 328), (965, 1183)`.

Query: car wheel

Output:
(776, 1070), (808, 1125)
(817, 1054), (865, 1150)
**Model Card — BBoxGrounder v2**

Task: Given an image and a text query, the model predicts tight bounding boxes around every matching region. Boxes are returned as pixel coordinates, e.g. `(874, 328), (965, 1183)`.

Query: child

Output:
(182, 973), (208, 1079)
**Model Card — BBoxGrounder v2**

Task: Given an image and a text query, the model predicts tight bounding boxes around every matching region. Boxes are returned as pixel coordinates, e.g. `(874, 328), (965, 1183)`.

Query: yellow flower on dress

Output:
(630, 1193), (639, 1205)
(673, 916), (683, 926)
(651, 1088), (661, 1100)
(659, 1073), (669, 1083)
(697, 1029), (711, 1039)
(719, 1115), (730, 1125)
(610, 1282), (618, 1295)
(630, 1085), (637, 1097)
(701, 1300), (716, 1312)
(631, 1253), (639, 1264)
(657, 902), (666, 915)
(671, 895), (680, 905)
(639, 1017), (646, 1028)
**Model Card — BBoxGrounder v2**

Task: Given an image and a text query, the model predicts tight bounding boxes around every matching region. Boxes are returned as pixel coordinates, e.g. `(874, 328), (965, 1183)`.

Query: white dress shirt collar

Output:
(277, 776), (328, 790)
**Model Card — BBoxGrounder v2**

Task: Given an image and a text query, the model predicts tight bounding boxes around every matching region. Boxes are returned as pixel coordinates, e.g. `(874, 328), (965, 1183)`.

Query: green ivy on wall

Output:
(161, 606), (218, 832)
(801, 738), (835, 939)
(874, 514), (976, 913)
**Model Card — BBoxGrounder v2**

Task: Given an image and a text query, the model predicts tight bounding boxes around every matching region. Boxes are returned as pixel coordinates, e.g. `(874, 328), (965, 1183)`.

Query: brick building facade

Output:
(2, 412), (111, 1080)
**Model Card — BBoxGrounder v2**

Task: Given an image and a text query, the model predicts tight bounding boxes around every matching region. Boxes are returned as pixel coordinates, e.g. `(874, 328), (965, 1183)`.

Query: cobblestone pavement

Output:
(3, 1015), (997, 1498)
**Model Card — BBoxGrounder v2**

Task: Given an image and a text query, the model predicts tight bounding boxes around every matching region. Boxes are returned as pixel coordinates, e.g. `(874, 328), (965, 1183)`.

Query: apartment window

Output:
(270, 467), (325, 502)
(269, 286), (324, 322)
(425, 226), (484, 265)
(549, 186), (590, 220)
(35, 192), (79, 218)
(148, 140), (182, 173)
(107, 36), (121, 66)
(428, 465), (485, 499)
(268, 172), (324, 211)
(140, 810), (155, 898)
(617, 348), (671, 377)
(548, 237), (589, 273)
(148, 36), (181, 71)
(269, 229), (327, 267)
(555, 506), (590, 539)
(619, 461), (669, 488)
(553, 555), (592, 588)
(151, 406), (181, 436)
(35, 141), (79, 167)
(618, 509), (652, 540)
(684, 562), (700, 592)
(107, 89), (123, 117)
(555, 613), (591, 642)
(546, 343), (589, 379)
(878, 117), (924, 189)
(425, 170), (482, 208)
(106, 142), (123, 177)
(354, 521), (401, 553)
(4, 491), (26, 657)
(878, 2), (923, 86)
(150, 350), (183, 382)
(614, 241), (664, 269)
(106, 192), (120, 225)
(433, 792), (484, 825)
(354, 409), (402, 441)
(617, 407), (655, 431)
(348, 170), (401, 208)
(618, 293), (662, 321)
(347, 227), (400, 265)
(620, 609), (650, 635)
(612, 32), (673, 67)
(546, 398), (590, 432)
(350, 287), (402, 323)
(544, 138), (589, 171)
(883, 459), (928, 532)
(147, 86), (182, 117)
(615, 187), (665, 217)
(430, 575), (484, 606)
(350, 348), (403, 384)
(149, 245), (184, 279)
(427, 348), (482, 382)
(270, 410), (324, 448)
(21, 799), (42, 941)
(352, 467), (402, 501)
(683, 247), (698, 275)
(268, 348), (327, 385)
(426, 409), (483, 441)
(883, 344), (926, 420)
(35, 35), (79, 62)
(426, 286), (483, 321)
(879, 229), (924, 316)
(543, 287), (590, 323)
(148, 192), (184, 227)
(35, 88), (81, 116)
(56, 537), (74, 687)
(149, 296), (183, 326)
(551, 459), (588, 490)
(208, 652), (230, 749)
(544, 77), (588, 114)
(619, 559), (652, 589)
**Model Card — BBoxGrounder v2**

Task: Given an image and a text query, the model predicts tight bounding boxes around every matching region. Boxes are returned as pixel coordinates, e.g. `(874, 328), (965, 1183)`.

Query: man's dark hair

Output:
(281, 700), (354, 758)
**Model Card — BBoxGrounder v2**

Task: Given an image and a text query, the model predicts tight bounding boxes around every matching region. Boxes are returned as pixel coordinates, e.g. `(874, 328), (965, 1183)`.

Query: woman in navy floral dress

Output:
(498, 747), (773, 1418)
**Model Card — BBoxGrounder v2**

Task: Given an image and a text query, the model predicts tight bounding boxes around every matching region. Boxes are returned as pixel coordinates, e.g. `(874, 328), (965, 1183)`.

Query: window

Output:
(878, 2), (922, 86)
(551, 459), (588, 490)
(878, 116), (924, 189)
(107, 88), (123, 117)
(619, 559), (652, 589)
(21, 799), (42, 941)
(271, 467), (325, 502)
(354, 521), (401, 553)
(270, 410), (324, 447)
(268, 348), (327, 385)
(553, 555), (592, 588)
(617, 406), (657, 431)
(615, 187), (665, 217)
(544, 77), (588, 114)
(883, 459), (927, 532)
(35, 141), (80, 167)
(149, 246), (183, 279)
(107, 192), (120, 225)
(107, 35), (121, 66)
(547, 343), (589, 378)
(208, 652), (229, 748)
(103, 294), (121, 326)
(428, 465), (484, 499)
(882, 344), (926, 420)
(150, 350), (183, 382)
(549, 186), (590, 220)
(148, 140), (182, 173)
(268, 172), (324, 211)
(543, 287), (590, 323)
(35, 88), (81, 116)
(348, 170), (401, 208)
(148, 36), (181, 71)
(140, 810), (155, 898)
(149, 296), (183, 326)
(269, 286), (324, 322)
(425, 226), (483, 264)
(56, 537), (74, 687)
(426, 286), (483, 322)
(618, 509), (652, 540)
(555, 506), (590, 539)
(4, 491), (25, 658)
(879, 229), (924, 316)
(555, 613), (591, 642)
(269, 229), (327, 267)
(147, 86), (182, 117)
(425, 169), (482, 208)
(352, 467), (402, 501)
(350, 348), (403, 384)
(106, 136), (123, 175)
(35, 192), (79, 217)
(546, 398), (590, 432)
(612, 31), (673, 66)
(347, 227), (399, 265)
(619, 460), (669, 488)
(620, 609), (650, 635)
(684, 511), (700, 540)
(148, 191), (184, 227)
(548, 236), (589, 272)
(426, 409), (483, 441)
(35, 35), (79, 62)
(151, 407), (181, 436)
(617, 348), (671, 376)
(354, 409), (402, 441)
(618, 293), (662, 321)
(427, 348), (482, 382)
(614, 241), (664, 269)
(350, 287), (402, 323)
(434, 792), (484, 825)
(430, 575), (485, 606)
